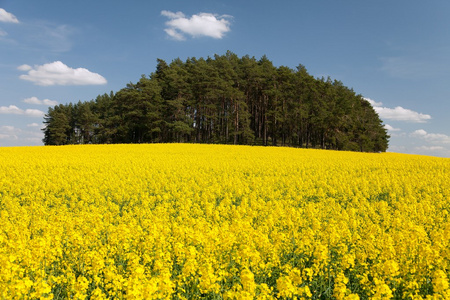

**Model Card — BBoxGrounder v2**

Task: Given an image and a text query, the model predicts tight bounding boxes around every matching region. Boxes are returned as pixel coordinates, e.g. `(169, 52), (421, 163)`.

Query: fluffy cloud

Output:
(0, 133), (18, 140)
(18, 61), (107, 86)
(0, 105), (45, 117)
(23, 96), (58, 106)
(0, 125), (44, 145)
(410, 129), (450, 144)
(17, 64), (32, 71)
(365, 98), (431, 123)
(384, 124), (401, 132)
(161, 10), (232, 40)
(0, 125), (19, 140)
(0, 8), (19, 23)
(0, 8), (19, 37)
(375, 106), (431, 123)
(366, 98), (382, 107)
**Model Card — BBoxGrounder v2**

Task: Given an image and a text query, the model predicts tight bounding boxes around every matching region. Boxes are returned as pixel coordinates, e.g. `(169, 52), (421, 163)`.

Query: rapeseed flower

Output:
(0, 144), (449, 299)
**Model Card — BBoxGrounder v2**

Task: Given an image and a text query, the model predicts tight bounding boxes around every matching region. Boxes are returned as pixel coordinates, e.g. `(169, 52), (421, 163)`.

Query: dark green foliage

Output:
(42, 52), (389, 152)
(43, 104), (72, 145)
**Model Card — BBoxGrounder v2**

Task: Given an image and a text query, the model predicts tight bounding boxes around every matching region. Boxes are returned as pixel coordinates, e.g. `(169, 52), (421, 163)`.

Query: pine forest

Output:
(42, 52), (389, 152)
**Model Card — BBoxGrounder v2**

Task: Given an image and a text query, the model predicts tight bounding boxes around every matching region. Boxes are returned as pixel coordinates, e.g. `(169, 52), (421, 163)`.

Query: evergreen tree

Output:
(42, 104), (72, 145)
(42, 52), (389, 152)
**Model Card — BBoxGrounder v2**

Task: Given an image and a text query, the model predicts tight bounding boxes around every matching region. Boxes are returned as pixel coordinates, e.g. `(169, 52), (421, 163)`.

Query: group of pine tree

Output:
(42, 51), (389, 152)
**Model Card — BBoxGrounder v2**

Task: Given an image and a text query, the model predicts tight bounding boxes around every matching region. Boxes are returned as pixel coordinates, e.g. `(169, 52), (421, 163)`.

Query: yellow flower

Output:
(0, 144), (449, 299)
(432, 270), (450, 296)
(241, 268), (256, 295)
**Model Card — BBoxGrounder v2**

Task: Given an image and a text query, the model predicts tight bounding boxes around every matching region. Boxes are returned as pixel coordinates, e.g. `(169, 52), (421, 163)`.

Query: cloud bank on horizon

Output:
(364, 98), (450, 156)
(161, 10), (232, 40)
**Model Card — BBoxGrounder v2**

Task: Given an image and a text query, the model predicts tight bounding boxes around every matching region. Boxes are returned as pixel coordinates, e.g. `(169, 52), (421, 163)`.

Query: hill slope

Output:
(42, 52), (389, 152)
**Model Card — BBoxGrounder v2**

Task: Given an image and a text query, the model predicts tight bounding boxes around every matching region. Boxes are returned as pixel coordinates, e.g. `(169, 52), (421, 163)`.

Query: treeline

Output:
(43, 51), (389, 152)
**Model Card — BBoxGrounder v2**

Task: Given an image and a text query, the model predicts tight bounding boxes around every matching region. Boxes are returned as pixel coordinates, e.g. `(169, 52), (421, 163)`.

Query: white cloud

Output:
(0, 105), (22, 114)
(23, 96), (58, 106)
(384, 124), (401, 132)
(27, 123), (40, 127)
(365, 98), (383, 107)
(0, 125), (44, 145)
(0, 8), (19, 37)
(161, 11), (185, 19)
(365, 97), (431, 123)
(1, 125), (15, 132)
(161, 10), (232, 40)
(18, 61), (107, 86)
(164, 28), (185, 41)
(0, 8), (19, 23)
(415, 146), (445, 152)
(0, 125), (19, 140)
(411, 129), (450, 144)
(412, 145), (450, 157)
(376, 106), (431, 123)
(0, 133), (18, 140)
(0, 105), (45, 117)
(411, 129), (427, 136)
(17, 64), (32, 71)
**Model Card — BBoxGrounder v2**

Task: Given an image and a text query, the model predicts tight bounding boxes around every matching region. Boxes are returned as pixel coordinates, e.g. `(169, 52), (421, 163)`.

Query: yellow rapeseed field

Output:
(0, 144), (449, 299)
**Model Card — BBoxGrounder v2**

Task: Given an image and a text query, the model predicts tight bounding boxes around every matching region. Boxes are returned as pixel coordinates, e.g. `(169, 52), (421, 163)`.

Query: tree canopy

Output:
(42, 51), (389, 152)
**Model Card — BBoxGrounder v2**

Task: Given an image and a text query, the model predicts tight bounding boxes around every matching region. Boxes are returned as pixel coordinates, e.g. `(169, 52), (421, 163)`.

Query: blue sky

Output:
(1, 0), (450, 157)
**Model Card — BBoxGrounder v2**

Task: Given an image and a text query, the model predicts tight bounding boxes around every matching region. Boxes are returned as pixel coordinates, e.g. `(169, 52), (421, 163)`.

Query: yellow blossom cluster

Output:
(0, 144), (449, 299)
